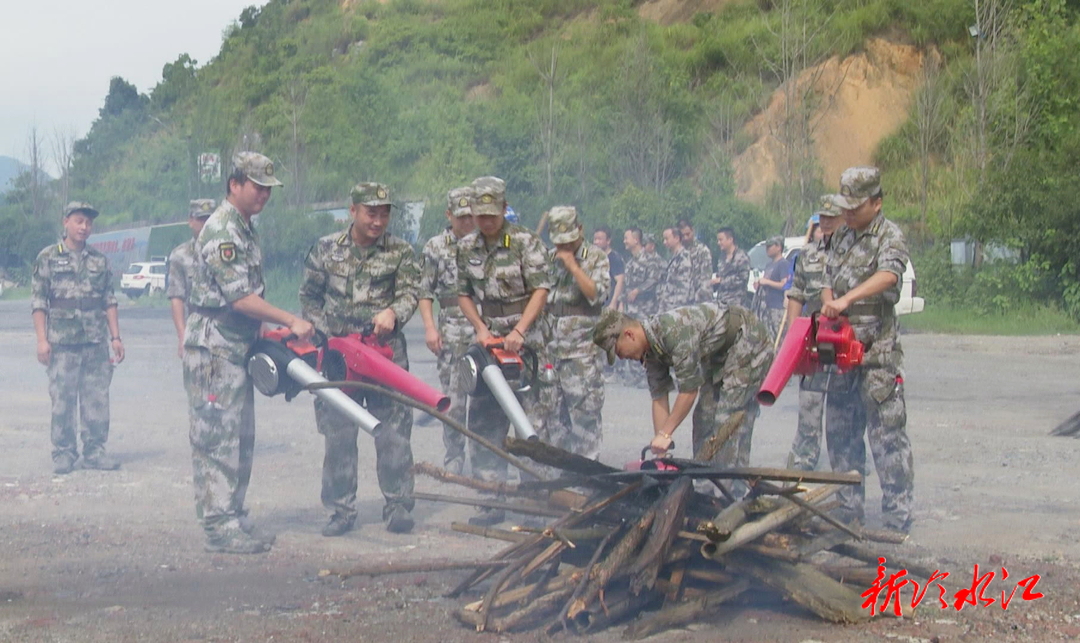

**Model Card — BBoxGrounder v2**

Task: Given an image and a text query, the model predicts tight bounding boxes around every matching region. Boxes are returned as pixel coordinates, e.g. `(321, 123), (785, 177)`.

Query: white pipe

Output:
(480, 364), (538, 441)
(285, 359), (381, 436)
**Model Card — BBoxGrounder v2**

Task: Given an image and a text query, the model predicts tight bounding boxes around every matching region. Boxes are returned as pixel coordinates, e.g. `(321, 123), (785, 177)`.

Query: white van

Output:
(746, 236), (924, 315)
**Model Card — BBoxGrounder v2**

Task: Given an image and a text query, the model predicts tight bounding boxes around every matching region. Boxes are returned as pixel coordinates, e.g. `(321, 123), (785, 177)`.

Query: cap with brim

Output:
(816, 195), (844, 218)
(352, 182), (394, 207)
(448, 186), (473, 217)
(592, 308), (628, 366)
(470, 176), (506, 216)
(547, 206), (581, 245)
(190, 198), (217, 218)
(232, 151), (284, 188)
(642, 233), (657, 246)
(766, 236), (783, 248)
(831, 166), (881, 210)
(64, 201), (99, 219)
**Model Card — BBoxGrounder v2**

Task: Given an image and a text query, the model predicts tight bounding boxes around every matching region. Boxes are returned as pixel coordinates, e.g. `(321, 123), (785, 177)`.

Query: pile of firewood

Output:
(329, 428), (943, 639)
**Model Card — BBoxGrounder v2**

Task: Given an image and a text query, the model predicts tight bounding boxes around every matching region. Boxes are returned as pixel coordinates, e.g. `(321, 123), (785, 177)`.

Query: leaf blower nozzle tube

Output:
(285, 358), (382, 435)
(480, 363), (538, 441)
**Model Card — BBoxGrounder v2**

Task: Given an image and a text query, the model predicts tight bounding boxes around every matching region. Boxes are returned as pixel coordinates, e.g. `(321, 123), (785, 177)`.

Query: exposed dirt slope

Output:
(637, 0), (738, 24)
(734, 38), (929, 202)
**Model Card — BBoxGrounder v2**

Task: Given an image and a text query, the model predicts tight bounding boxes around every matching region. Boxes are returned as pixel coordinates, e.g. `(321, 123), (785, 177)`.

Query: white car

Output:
(121, 261), (167, 298)
(746, 236), (924, 315)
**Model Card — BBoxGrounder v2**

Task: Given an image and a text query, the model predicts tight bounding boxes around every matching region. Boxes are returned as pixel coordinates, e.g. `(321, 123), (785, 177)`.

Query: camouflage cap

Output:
(642, 232), (657, 246)
(830, 166), (881, 210)
(766, 235), (784, 249)
(470, 176), (506, 216)
(63, 201), (99, 219)
(189, 198), (217, 218)
(232, 151), (284, 187)
(447, 186), (473, 217)
(815, 194), (843, 218)
(351, 182), (393, 207)
(548, 206), (582, 245)
(592, 308), (630, 366)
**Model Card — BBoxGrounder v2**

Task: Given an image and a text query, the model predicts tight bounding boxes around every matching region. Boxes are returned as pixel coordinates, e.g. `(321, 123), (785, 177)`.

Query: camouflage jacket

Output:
(713, 247), (751, 306)
(184, 201), (264, 364)
(299, 226), (421, 338)
(684, 240), (714, 300)
(31, 241), (118, 345)
(786, 237), (829, 312)
(825, 213), (907, 368)
(456, 220), (553, 322)
(420, 228), (473, 347)
(547, 242), (609, 359)
(642, 303), (771, 400)
(166, 238), (197, 301)
(657, 249), (696, 312)
(624, 248), (663, 318)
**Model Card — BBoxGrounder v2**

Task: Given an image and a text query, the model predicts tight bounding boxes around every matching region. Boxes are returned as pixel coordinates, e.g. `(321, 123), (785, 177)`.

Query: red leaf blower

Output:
(459, 337), (539, 441)
(247, 327), (450, 436)
(756, 313), (864, 406)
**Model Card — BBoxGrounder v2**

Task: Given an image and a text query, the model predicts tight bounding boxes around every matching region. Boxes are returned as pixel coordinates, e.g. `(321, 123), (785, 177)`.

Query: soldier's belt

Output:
(438, 296), (460, 309)
(550, 302), (602, 317)
(481, 299), (527, 318)
(49, 297), (106, 311)
(846, 302), (890, 317)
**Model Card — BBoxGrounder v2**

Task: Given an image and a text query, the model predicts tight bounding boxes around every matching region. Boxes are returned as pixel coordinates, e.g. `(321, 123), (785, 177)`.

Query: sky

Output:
(0, 0), (266, 172)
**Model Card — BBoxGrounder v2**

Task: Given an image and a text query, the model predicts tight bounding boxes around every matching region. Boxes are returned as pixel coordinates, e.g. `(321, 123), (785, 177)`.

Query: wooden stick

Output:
(701, 484), (840, 560)
(571, 589), (658, 634)
(554, 527), (619, 634)
(816, 563), (879, 586)
(463, 571), (579, 612)
(726, 552), (870, 624)
(307, 381), (547, 480)
(334, 558), (514, 579)
(697, 410), (747, 462)
(504, 437), (620, 476)
(831, 542), (939, 580)
(685, 568), (735, 585)
(457, 586), (575, 633)
(629, 477), (693, 595)
(412, 491), (564, 517)
(756, 480), (863, 540)
(622, 580), (751, 640)
(451, 522), (529, 544)
(664, 563), (687, 604)
(412, 462), (523, 496)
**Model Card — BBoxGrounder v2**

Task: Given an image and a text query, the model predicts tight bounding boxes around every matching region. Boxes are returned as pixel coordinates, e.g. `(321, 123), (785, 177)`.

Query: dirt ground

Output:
(2, 298), (1079, 642)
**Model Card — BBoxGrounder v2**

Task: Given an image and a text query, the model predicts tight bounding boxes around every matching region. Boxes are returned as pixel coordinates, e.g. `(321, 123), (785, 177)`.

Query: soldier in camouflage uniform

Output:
(457, 176), (553, 526)
(676, 219), (714, 303)
(300, 182), (421, 536)
(657, 227), (696, 312)
(168, 199), (215, 359)
(545, 206), (609, 459)
(183, 152), (314, 554)
(711, 227), (750, 307)
(617, 226), (662, 387)
(31, 202), (124, 474)
(593, 303), (773, 497)
(418, 187), (476, 475)
(822, 166), (914, 532)
(784, 199), (864, 472)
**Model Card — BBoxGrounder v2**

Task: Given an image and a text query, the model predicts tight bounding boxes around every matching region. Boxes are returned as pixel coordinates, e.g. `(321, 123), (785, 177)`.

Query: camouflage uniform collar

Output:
(850, 212), (886, 240)
(219, 201), (252, 234)
(59, 239), (89, 255)
(475, 219), (513, 250)
(642, 317), (666, 360)
(342, 224), (390, 250)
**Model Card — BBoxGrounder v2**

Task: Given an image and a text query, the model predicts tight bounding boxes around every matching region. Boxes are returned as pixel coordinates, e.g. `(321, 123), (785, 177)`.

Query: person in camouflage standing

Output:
(183, 152), (314, 554)
(457, 176), (553, 526)
(31, 202), (124, 474)
(821, 166), (914, 532)
(168, 199), (215, 359)
(784, 199), (864, 472)
(592, 303), (773, 497)
(657, 227), (695, 312)
(545, 206), (609, 459)
(617, 226), (662, 387)
(418, 187), (476, 476)
(676, 219), (713, 303)
(300, 182), (421, 536)
(711, 227), (750, 306)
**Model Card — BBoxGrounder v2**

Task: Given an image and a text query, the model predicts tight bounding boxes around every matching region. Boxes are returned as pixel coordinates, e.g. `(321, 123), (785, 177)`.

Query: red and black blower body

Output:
(756, 314), (864, 406)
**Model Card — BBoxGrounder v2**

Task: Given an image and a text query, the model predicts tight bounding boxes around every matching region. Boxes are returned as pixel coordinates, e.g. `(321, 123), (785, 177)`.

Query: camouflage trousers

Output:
(317, 333), (414, 520)
(48, 342), (113, 463)
(468, 315), (549, 484)
(691, 326), (773, 497)
(761, 307), (786, 347)
(546, 347), (604, 460)
(182, 347), (255, 532)
(436, 316), (473, 474)
(826, 365), (913, 529)
(788, 372), (863, 471)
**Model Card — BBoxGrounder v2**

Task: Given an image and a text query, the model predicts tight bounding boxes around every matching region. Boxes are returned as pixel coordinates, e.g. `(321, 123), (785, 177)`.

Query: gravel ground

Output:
(1, 298), (1078, 642)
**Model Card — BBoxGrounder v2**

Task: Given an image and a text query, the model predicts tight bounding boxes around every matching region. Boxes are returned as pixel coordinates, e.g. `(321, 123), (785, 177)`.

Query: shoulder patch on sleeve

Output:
(219, 242), (237, 263)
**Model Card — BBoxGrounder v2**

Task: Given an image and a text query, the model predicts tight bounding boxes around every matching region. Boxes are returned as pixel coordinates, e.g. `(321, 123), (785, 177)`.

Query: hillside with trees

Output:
(3, 0), (1078, 322)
